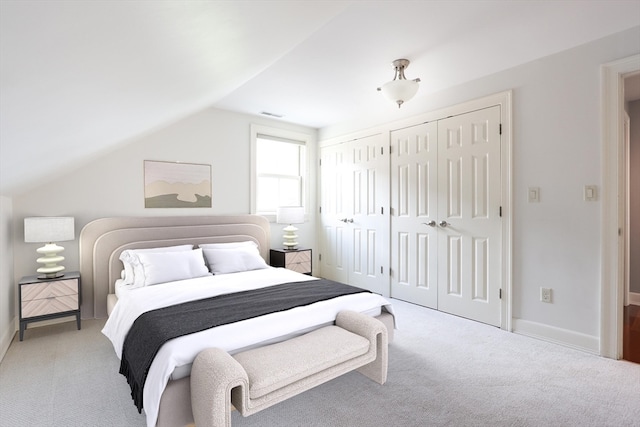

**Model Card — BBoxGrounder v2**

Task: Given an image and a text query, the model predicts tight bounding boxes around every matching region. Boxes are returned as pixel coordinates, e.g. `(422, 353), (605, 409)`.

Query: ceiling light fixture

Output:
(377, 59), (421, 108)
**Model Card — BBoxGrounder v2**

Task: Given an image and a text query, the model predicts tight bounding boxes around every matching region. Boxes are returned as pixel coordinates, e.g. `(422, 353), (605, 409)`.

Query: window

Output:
(251, 125), (309, 216)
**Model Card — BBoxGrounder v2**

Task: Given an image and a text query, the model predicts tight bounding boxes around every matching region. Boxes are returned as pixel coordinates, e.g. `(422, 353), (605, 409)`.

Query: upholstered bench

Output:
(190, 310), (388, 427)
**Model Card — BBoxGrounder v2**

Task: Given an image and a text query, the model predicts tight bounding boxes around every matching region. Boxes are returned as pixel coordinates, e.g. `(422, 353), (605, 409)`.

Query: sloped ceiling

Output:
(1, 0), (638, 196)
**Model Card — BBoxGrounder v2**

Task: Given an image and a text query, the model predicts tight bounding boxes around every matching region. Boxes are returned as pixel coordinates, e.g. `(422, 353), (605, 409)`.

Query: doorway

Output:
(601, 54), (640, 359)
(623, 73), (640, 363)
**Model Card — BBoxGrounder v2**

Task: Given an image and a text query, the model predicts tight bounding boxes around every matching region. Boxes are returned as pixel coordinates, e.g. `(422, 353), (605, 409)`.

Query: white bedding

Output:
(102, 267), (393, 427)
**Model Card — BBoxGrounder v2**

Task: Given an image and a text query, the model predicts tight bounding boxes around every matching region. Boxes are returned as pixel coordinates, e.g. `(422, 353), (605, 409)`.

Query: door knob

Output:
(346, 218), (354, 223)
(422, 221), (436, 227)
(439, 221), (449, 227)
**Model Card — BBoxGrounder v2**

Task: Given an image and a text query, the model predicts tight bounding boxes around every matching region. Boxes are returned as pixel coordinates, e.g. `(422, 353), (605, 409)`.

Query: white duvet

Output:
(102, 267), (393, 427)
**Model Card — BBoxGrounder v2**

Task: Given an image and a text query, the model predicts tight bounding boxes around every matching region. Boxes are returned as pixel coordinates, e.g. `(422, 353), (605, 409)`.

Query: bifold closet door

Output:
(319, 134), (388, 295)
(436, 106), (501, 327)
(390, 106), (502, 327)
(319, 143), (349, 284)
(346, 134), (387, 295)
(390, 122), (439, 308)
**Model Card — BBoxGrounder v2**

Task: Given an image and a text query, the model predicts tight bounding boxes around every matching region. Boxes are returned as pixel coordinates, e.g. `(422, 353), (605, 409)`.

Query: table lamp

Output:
(24, 217), (75, 279)
(276, 206), (304, 249)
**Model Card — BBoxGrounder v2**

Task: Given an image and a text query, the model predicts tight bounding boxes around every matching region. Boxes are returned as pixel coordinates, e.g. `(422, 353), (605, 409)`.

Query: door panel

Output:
(319, 144), (348, 283)
(319, 134), (388, 295)
(437, 106), (501, 327)
(348, 134), (387, 294)
(390, 122), (439, 308)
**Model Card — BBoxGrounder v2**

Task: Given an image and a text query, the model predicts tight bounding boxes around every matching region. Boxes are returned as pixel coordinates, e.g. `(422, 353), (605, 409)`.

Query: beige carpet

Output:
(1, 299), (639, 427)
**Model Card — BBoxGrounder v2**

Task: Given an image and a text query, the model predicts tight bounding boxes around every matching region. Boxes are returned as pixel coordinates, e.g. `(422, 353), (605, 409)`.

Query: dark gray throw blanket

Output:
(119, 279), (370, 412)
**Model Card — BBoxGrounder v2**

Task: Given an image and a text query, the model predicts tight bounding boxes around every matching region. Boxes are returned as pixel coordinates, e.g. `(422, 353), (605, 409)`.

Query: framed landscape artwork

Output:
(144, 160), (212, 208)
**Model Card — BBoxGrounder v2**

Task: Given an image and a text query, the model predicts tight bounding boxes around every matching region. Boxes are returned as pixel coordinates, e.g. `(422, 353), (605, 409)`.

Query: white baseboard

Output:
(0, 316), (16, 362)
(629, 292), (640, 306)
(512, 318), (599, 355)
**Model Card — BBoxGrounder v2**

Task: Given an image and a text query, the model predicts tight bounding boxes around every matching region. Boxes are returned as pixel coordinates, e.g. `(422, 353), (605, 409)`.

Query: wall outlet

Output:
(540, 287), (552, 303)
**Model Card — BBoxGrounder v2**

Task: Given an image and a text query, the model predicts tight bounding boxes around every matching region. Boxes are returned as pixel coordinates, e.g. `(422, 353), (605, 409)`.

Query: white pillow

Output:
(198, 241), (257, 250)
(135, 248), (211, 286)
(202, 245), (269, 275)
(119, 244), (193, 287)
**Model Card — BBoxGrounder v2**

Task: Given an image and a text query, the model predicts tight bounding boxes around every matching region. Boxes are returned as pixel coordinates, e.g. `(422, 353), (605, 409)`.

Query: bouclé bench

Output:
(190, 310), (389, 427)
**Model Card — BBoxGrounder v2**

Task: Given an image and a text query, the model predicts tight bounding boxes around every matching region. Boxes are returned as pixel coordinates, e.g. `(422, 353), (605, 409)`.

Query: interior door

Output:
(319, 134), (388, 295)
(389, 106), (502, 326)
(437, 106), (502, 326)
(347, 134), (388, 295)
(390, 122), (439, 308)
(319, 143), (349, 284)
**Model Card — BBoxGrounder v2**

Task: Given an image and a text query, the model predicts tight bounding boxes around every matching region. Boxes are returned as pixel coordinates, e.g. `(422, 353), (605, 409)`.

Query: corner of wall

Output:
(0, 316), (16, 362)
(0, 195), (16, 361)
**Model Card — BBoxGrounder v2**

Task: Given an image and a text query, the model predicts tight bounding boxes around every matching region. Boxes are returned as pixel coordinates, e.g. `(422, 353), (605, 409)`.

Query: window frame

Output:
(250, 124), (311, 221)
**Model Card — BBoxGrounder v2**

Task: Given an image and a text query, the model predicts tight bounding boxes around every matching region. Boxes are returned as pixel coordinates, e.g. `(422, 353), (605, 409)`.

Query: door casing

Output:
(601, 54), (640, 359)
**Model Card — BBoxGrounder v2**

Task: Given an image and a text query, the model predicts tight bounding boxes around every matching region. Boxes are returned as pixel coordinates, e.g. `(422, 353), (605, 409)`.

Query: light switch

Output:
(584, 185), (597, 201)
(528, 187), (540, 203)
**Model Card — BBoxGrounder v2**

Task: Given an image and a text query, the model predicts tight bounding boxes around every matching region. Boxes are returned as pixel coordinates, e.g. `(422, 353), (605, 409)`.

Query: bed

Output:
(79, 215), (395, 427)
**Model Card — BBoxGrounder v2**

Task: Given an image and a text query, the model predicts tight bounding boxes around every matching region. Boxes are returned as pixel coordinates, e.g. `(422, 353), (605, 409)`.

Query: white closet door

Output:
(347, 134), (388, 295)
(437, 106), (502, 327)
(319, 134), (388, 295)
(390, 122), (439, 308)
(319, 143), (349, 284)
(389, 106), (502, 327)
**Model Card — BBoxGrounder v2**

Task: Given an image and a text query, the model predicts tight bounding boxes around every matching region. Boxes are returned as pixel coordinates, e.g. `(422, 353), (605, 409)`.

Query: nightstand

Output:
(270, 248), (312, 275)
(19, 271), (81, 341)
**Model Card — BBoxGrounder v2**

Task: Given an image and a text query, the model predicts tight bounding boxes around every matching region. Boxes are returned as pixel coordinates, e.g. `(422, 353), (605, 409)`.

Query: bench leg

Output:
(336, 311), (389, 385)
(191, 348), (248, 427)
(356, 330), (388, 385)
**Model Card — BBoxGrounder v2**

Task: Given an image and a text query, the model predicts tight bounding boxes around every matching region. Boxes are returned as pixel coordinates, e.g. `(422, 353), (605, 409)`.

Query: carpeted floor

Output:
(1, 299), (639, 427)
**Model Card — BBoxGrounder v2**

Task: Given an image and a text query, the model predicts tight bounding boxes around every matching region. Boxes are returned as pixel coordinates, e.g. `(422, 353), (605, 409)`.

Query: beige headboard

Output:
(79, 215), (271, 319)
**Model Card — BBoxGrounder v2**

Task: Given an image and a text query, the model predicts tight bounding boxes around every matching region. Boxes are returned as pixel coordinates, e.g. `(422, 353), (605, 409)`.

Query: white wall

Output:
(11, 107), (317, 320)
(0, 195), (14, 359)
(321, 26), (640, 350)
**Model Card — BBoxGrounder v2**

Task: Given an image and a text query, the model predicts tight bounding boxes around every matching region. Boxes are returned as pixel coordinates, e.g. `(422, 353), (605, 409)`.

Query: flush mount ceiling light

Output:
(377, 59), (421, 108)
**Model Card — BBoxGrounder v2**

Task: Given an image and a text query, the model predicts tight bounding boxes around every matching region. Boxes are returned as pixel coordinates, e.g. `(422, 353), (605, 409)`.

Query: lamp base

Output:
(38, 272), (65, 280)
(282, 225), (299, 250)
(35, 243), (66, 280)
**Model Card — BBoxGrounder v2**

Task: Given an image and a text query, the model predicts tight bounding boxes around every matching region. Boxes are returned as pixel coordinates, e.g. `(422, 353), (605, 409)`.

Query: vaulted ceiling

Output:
(1, 0), (638, 196)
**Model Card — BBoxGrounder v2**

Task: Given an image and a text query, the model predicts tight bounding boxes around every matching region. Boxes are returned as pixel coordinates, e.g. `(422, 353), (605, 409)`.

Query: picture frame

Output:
(144, 160), (212, 208)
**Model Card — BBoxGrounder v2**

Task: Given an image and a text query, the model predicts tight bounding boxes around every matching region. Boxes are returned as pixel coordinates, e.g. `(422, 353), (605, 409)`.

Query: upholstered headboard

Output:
(79, 215), (271, 319)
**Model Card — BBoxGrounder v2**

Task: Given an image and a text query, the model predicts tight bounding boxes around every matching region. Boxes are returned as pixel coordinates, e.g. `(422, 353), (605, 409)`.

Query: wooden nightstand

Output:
(18, 271), (81, 341)
(270, 248), (312, 275)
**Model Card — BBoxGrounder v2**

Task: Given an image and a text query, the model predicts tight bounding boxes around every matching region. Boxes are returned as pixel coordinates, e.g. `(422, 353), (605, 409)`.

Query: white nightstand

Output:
(18, 271), (81, 341)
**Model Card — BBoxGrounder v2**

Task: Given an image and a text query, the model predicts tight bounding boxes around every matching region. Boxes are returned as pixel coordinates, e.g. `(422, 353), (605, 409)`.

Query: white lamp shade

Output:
(380, 79), (419, 105)
(276, 206), (304, 225)
(24, 217), (75, 243)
